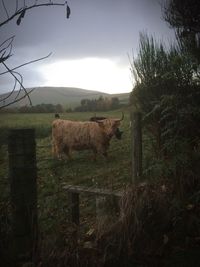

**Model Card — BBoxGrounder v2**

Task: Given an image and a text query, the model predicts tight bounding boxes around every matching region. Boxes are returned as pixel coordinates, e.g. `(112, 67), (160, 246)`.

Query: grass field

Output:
(2, 112), (198, 266)
(0, 110), (132, 236)
(0, 111), (132, 189)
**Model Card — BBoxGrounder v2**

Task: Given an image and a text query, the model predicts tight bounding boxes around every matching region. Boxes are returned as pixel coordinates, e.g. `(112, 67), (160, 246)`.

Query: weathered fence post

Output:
(131, 112), (142, 184)
(8, 129), (38, 265)
(68, 192), (80, 225)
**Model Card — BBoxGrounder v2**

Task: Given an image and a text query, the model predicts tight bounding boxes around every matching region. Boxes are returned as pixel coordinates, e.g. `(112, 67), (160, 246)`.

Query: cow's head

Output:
(96, 112), (124, 139)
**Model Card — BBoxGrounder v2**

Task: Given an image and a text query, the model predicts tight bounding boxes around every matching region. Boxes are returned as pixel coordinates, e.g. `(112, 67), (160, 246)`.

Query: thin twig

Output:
(15, 0), (19, 13)
(0, 36), (15, 54)
(0, 2), (66, 28)
(0, 88), (35, 109)
(13, 70), (23, 100)
(2, 61), (33, 106)
(0, 52), (52, 104)
(0, 77), (17, 103)
(0, 1), (67, 109)
(0, 52), (52, 75)
(2, 0), (9, 19)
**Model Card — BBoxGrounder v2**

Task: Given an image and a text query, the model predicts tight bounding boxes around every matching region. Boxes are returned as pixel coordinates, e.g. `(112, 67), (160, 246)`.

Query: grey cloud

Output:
(0, 0), (175, 93)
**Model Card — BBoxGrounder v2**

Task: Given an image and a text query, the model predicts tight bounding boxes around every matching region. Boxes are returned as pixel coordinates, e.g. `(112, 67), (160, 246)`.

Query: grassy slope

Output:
(0, 87), (130, 107)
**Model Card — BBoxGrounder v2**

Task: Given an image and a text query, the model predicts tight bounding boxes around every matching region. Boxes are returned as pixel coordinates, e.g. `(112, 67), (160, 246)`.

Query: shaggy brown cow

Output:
(52, 114), (123, 160)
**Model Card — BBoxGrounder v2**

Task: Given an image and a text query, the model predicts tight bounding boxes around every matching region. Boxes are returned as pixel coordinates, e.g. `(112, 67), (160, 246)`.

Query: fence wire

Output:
(36, 140), (122, 227)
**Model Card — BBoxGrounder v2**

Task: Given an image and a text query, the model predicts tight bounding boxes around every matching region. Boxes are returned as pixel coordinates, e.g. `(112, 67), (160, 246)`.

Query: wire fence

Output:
(34, 141), (123, 228)
(0, 113), (150, 265)
(1, 138), (125, 236)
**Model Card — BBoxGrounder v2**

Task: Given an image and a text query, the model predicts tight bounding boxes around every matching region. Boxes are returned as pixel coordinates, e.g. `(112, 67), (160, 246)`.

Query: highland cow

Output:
(52, 114), (124, 160)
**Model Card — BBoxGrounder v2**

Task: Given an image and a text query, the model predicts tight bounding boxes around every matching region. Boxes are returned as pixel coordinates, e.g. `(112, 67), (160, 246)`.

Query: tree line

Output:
(0, 96), (122, 113)
(1, 103), (64, 113)
(74, 96), (121, 112)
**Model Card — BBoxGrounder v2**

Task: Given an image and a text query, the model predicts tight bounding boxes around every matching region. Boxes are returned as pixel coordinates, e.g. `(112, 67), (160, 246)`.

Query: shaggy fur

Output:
(52, 118), (121, 160)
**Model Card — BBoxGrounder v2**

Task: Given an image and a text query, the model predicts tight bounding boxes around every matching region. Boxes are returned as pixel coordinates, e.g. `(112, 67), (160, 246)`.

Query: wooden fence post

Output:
(68, 192), (80, 225)
(131, 112), (142, 184)
(8, 129), (38, 265)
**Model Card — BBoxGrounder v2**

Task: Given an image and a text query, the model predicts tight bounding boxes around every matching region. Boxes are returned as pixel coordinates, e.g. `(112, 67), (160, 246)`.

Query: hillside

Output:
(0, 87), (130, 108)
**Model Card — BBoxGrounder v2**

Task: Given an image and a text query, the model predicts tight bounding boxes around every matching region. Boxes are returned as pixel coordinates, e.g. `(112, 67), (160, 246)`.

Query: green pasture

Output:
(0, 111), (132, 234)
(0, 111), (132, 187)
(2, 112), (196, 267)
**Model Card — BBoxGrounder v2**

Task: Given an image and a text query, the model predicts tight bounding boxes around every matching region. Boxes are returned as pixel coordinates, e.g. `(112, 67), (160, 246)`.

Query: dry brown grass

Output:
(96, 182), (200, 267)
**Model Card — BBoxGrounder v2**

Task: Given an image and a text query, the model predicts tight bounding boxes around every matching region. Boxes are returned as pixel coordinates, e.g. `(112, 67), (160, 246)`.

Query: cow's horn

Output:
(120, 112), (124, 121)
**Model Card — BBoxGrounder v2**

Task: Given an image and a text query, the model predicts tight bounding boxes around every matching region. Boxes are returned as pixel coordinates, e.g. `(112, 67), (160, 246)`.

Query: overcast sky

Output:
(0, 0), (175, 94)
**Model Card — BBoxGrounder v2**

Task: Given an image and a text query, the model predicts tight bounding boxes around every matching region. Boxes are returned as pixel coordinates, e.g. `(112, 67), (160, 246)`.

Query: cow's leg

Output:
(63, 146), (73, 160)
(52, 140), (56, 157)
(102, 143), (110, 158)
(56, 142), (65, 160)
(52, 140), (60, 159)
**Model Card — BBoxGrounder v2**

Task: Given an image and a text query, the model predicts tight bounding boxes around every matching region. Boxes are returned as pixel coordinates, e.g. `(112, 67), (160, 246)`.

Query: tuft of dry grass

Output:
(96, 182), (200, 267)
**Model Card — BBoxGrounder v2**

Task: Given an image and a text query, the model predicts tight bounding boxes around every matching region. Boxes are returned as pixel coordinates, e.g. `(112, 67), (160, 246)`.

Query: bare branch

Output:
(0, 2), (66, 28)
(2, 0), (9, 19)
(0, 52), (51, 107)
(0, 88), (35, 109)
(0, 78), (17, 103)
(0, 36), (14, 64)
(0, 36), (15, 54)
(13, 71), (24, 101)
(0, 0), (70, 109)
(15, 0), (19, 13)
(0, 52), (52, 75)
(2, 61), (33, 106)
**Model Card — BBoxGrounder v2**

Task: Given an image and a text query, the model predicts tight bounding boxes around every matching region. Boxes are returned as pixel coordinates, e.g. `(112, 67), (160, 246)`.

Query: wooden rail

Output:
(63, 184), (122, 197)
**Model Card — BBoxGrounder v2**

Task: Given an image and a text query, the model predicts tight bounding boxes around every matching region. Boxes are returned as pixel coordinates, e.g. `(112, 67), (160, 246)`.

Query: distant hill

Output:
(0, 87), (130, 108)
